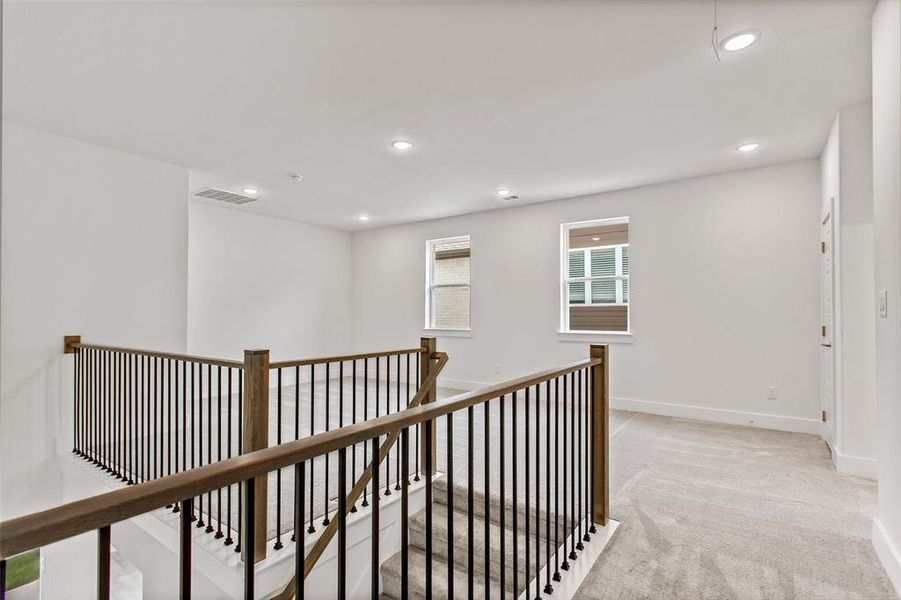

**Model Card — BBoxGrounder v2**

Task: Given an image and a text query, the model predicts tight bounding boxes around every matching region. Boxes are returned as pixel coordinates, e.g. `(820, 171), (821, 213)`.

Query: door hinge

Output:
(821, 241), (826, 254)
(821, 410), (827, 423)
(821, 325), (827, 337)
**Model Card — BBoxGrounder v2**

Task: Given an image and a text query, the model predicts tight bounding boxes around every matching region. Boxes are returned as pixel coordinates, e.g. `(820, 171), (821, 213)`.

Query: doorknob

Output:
(821, 342), (832, 348)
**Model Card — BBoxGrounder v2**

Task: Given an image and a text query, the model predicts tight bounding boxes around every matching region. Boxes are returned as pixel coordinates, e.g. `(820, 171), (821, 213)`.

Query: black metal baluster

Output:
(308, 364), (315, 534)
(351, 360), (358, 513)
(525, 386), (532, 597)
(513, 390), (519, 597)
(415, 351), (421, 482)
(576, 369), (583, 552)
(561, 374), (570, 571)
(446, 413), (454, 599)
(197, 364), (205, 529)
(217, 366), (224, 538)
(73, 347), (79, 455)
(105, 351), (111, 472)
(384, 357), (391, 497)
(156, 357), (162, 479)
(553, 377), (561, 582)
(589, 366), (597, 536)
(236, 370), (243, 552)
(545, 380), (553, 594)
(180, 497), (193, 600)
(295, 461), (306, 600)
(425, 418), (433, 600)
(535, 384), (541, 600)
(1, 558), (6, 600)
(243, 479), (255, 600)
(394, 355), (401, 491)
(370, 436), (380, 599)
(169, 358), (173, 478)
(467, 405), (474, 600)
(484, 401), (491, 600)
(362, 358), (369, 508)
(582, 368), (591, 543)
(402, 427), (410, 600)
(323, 363), (331, 526)
(182, 361), (187, 476)
(206, 364), (213, 533)
(275, 367), (283, 549)
(226, 367), (234, 545)
(499, 395), (506, 599)
(98, 525), (111, 600)
(338, 446), (347, 600)
(191, 363), (197, 522)
(292, 367), (301, 535)
(568, 372), (577, 562)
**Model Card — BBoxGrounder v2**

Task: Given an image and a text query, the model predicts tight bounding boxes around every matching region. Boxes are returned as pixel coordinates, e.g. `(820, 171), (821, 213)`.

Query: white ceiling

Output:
(3, 1), (873, 231)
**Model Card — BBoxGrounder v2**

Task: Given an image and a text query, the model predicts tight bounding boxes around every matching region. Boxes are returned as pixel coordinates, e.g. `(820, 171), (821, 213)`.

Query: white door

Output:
(821, 203), (835, 450)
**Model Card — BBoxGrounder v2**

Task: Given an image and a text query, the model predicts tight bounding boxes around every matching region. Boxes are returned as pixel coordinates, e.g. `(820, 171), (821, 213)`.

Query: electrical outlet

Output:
(879, 290), (888, 318)
(492, 364), (501, 375)
(766, 386), (778, 400)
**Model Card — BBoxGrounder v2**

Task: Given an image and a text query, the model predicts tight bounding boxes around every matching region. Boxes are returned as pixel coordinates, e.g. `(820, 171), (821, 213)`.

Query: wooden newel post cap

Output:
(64, 335), (81, 354)
(244, 349), (270, 356)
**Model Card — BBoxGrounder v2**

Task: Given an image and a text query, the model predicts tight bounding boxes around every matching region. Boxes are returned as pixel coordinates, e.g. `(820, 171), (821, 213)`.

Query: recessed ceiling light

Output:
(358, 214), (371, 222)
(721, 30), (760, 52)
(496, 189), (512, 197)
(592, 237), (601, 241)
(289, 174), (304, 183)
(391, 140), (414, 151)
(243, 187), (259, 195)
(737, 142), (761, 152)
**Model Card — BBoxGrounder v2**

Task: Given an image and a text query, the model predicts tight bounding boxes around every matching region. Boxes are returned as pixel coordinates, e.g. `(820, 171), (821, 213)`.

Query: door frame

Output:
(821, 196), (842, 456)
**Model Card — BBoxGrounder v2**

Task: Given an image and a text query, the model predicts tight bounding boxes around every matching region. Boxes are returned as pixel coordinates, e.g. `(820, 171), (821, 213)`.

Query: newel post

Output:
(419, 337), (438, 477)
(589, 344), (609, 528)
(243, 348), (270, 564)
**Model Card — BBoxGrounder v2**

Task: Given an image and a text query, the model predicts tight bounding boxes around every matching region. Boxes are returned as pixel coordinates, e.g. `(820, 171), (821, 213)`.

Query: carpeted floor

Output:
(576, 411), (897, 600)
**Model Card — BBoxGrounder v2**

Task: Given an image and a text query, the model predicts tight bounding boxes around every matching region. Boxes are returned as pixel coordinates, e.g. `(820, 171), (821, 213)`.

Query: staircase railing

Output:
(62, 335), (435, 564)
(1, 344), (608, 600)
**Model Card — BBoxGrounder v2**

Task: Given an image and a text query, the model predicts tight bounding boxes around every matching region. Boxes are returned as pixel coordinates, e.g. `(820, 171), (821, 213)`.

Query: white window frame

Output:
(559, 217), (631, 336)
(425, 235), (472, 332)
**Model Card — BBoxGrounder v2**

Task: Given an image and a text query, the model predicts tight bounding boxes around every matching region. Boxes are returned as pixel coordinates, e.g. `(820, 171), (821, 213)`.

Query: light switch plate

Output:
(879, 290), (888, 318)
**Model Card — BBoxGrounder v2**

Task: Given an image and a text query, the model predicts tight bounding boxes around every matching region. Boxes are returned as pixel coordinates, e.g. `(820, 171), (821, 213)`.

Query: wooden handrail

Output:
(71, 342), (244, 369)
(268, 346), (427, 369)
(0, 354), (600, 560)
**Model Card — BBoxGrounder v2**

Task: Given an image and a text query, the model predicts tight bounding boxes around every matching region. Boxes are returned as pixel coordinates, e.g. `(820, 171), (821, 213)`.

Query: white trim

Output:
(422, 328), (472, 338)
(438, 377), (490, 391)
(833, 447), (878, 480)
(873, 518), (901, 599)
(517, 519), (619, 600)
(611, 396), (822, 434)
(557, 331), (633, 344)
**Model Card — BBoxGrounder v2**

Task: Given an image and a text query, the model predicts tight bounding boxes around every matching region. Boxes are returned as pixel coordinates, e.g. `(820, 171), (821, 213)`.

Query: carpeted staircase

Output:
(380, 477), (565, 599)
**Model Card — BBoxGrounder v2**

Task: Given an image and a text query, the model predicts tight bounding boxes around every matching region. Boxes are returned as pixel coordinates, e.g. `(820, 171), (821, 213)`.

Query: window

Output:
(426, 235), (471, 330)
(561, 218), (629, 333)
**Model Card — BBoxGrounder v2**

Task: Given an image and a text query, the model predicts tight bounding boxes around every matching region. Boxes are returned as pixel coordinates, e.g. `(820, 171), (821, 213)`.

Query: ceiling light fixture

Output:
(243, 188), (259, 195)
(592, 237), (601, 241)
(391, 140), (414, 151)
(358, 214), (371, 222)
(721, 30), (760, 52)
(737, 142), (761, 152)
(496, 189), (512, 197)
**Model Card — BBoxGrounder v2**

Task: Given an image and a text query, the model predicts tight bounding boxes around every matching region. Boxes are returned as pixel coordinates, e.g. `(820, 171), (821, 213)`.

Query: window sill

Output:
(557, 331), (633, 344)
(423, 328), (473, 338)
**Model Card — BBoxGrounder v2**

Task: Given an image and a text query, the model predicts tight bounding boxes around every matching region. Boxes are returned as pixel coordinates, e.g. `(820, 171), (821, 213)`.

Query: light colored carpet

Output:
(576, 411), (897, 600)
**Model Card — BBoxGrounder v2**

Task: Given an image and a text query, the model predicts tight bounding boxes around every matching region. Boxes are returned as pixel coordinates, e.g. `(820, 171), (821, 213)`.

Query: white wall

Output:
(871, 1), (901, 596)
(352, 160), (822, 433)
(0, 121), (188, 484)
(820, 104), (878, 478)
(187, 201), (353, 363)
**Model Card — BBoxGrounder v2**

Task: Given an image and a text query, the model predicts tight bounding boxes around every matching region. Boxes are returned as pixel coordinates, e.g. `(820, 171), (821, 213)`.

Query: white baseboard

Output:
(611, 397), (822, 435)
(834, 448), (878, 480)
(439, 377), (490, 392)
(873, 518), (901, 598)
